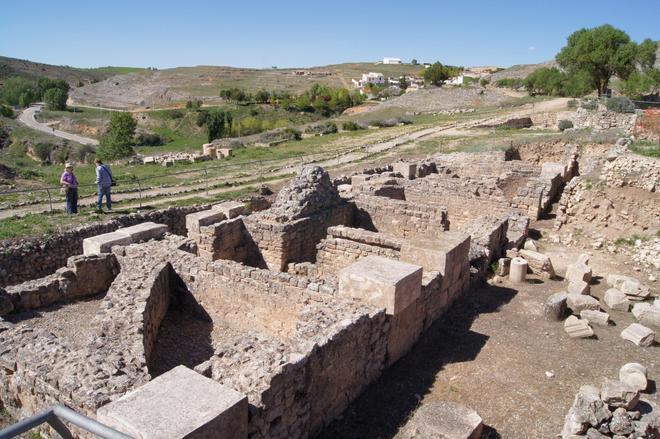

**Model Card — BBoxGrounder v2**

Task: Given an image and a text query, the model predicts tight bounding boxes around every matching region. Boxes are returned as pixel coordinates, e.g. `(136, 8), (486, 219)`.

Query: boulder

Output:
(496, 257), (510, 276)
(607, 275), (651, 300)
(580, 310), (610, 326)
(566, 294), (600, 314)
(398, 401), (483, 439)
(0, 288), (14, 316)
(604, 289), (630, 311)
(545, 292), (568, 321)
(609, 408), (634, 436)
(600, 379), (640, 410)
(523, 239), (538, 252)
(620, 323), (655, 347)
(561, 385), (612, 438)
(619, 363), (647, 391)
(564, 315), (594, 338)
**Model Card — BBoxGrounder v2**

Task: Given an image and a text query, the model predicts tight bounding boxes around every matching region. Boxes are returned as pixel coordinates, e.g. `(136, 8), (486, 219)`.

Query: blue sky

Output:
(1, 0), (658, 69)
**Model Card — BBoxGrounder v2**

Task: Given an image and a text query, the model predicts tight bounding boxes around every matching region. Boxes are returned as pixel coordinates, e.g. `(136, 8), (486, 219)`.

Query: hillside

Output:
(488, 60), (559, 81)
(0, 55), (143, 85)
(69, 62), (422, 109)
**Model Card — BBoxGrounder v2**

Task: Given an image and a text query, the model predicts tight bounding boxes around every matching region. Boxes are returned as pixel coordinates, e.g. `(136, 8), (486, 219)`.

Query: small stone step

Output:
(564, 315), (594, 338)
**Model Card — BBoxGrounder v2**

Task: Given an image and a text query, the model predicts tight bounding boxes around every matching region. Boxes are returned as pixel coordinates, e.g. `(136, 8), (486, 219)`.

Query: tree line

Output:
(0, 76), (70, 111)
(219, 84), (364, 116)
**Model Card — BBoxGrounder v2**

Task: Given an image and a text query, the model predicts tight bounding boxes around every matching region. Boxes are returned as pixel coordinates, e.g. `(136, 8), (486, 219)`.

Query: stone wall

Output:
(0, 205), (207, 287)
(1, 253), (119, 315)
(243, 203), (353, 271)
(352, 194), (449, 239)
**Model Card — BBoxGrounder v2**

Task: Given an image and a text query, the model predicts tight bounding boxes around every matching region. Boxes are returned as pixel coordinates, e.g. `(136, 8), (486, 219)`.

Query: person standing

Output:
(60, 163), (78, 214)
(95, 158), (114, 211)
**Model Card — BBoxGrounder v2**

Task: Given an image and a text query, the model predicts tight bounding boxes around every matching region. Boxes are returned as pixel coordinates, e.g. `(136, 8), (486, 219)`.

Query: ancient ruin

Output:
(0, 141), (657, 438)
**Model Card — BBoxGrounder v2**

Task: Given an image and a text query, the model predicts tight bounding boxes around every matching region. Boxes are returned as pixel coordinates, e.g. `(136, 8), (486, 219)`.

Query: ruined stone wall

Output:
(0, 206), (206, 287)
(1, 253), (119, 315)
(315, 226), (402, 277)
(243, 203), (353, 272)
(352, 194), (449, 239)
(193, 217), (265, 267)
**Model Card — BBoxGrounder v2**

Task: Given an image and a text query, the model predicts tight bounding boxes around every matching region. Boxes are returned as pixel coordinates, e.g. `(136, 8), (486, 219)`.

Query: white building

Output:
(353, 72), (386, 88)
(445, 74), (464, 85)
(383, 57), (402, 65)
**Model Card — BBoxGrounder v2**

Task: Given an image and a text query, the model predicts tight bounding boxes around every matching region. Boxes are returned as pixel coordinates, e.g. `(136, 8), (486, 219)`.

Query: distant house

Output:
(445, 75), (465, 85)
(383, 57), (402, 65)
(352, 72), (386, 88)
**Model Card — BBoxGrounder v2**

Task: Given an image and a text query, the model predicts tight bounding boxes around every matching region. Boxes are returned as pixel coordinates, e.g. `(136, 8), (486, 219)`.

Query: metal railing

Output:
(0, 405), (132, 439)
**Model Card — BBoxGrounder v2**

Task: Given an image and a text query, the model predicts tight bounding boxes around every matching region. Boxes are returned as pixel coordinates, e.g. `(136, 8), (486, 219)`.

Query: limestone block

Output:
(397, 401), (483, 439)
(519, 249), (555, 278)
(509, 257), (527, 283)
(392, 161), (417, 180)
(567, 280), (591, 295)
(399, 232), (470, 278)
(544, 292), (567, 321)
(620, 323), (655, 347)
(339, 255), (422, 315)
(83, 231), (133, 255)
(566, 294), (600, 314)
(561, 385), (611, 439)
(523, 239), (538, 252)
(212, 201), (248, 219)
(541, 162), (566, 180)
(565, 262), (592, 284)
(600, 379), (639, 410)
(580, 310), (610, 326)
(607, 274), (650, 300)
(186, 210), (227, 234)
(116, 222), (168, 243)
(577, 253), (590, 265)
(564, 315), (594, 338)
(202, 143), (217, 158)
(97, 365), (248, 439)
(619, 363), (647, 391)
(631, 303), (660, 328)
(604, 288), (630, 311)
(217, 147), (233, 158)
(350, 174), (372, 186)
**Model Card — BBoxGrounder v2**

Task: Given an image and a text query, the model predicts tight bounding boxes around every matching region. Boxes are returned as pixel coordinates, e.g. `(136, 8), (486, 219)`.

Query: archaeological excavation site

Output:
(0, 137), (658, 438)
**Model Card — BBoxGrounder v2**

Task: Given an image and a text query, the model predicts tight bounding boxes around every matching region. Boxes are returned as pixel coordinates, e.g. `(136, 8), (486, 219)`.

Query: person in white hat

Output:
(59, 163), (79, 214)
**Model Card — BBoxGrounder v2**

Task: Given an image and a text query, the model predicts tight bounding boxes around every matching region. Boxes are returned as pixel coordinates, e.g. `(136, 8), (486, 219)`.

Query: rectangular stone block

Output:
(186, 210), (227, 235)
(339, 255), (422, 315)
(392, 161), (417, 179)
(117, 222), (168, 242)
(399, 232), (470, 280)
(83, 231), (133, 255)
(97, 365), (248, 439)
(212, 201), (248, 219)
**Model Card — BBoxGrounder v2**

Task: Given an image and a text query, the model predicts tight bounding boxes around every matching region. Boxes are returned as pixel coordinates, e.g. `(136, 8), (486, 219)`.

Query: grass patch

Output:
(614, 234), (648, 246)
(80, 66), (147, 75)
(629, 140), (660, 158)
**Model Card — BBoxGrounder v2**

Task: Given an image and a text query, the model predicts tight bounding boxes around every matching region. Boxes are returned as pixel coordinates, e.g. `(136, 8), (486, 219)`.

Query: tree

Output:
(43, 88), (67, 111)
(97, 112), (137, 160)
(556, 25), (641, 96)
(620, 68), (660, 99)
(525, 67), (566, 95)
(636, 39), (658, 70)
(32, 143), (52, 163)
(399, 76), (409, 90)
(254, 89), (270, 104)
(411, 59), (418, 66)
(0, 77), (38, 107)
(206, 109), (232, 142)
(423, 62), (451, 86)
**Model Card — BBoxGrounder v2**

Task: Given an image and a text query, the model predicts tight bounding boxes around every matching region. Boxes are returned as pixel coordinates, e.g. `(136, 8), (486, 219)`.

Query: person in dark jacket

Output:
(95, 158), (114, 211)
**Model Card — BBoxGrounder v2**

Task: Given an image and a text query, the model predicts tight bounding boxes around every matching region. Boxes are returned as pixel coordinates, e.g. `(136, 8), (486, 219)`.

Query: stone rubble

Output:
(620, 323), (655, 347)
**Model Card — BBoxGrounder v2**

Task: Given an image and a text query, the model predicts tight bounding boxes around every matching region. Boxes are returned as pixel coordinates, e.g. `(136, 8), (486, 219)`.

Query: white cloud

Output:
(528, 46), (537, 51)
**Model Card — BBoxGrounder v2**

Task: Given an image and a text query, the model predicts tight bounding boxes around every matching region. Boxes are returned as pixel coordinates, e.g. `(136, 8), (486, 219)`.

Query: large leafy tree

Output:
(556, 25), (642, 96)
(97, 112), (137, 160)
(206, 109), (232, 142)
(43, 88), (67, 111)
(423, 62), (452, 86)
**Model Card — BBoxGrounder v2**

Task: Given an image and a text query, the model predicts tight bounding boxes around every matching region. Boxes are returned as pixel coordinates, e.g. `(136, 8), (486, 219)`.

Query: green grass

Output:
(629, 140), (660, 158)
(79, 66), (147, 75)
(614, 234), (649, 247)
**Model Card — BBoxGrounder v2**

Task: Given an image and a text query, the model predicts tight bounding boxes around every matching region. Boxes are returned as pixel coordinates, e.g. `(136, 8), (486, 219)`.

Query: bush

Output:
(195, 110), (208, 127)
(0, 105), (14, 118)
(580, 99), (598, 110)
(558, 119), (574, 131)
(52, 145), (70, 165)
(342, 121), (363, 131)
(305, 121), (338, 135)
(32, 143), (52, 163)
(495, 78), (525, 89)
(567, 99), (578, 109)
(135, 132), (165, 146)
(606, 96), (635, 113)
(70, 144), (95, 163)
(168, 109), (184, 119)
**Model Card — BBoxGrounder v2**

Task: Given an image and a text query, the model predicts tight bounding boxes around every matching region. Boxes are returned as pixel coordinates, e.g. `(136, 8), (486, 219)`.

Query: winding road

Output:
(18, 104), (99, 146)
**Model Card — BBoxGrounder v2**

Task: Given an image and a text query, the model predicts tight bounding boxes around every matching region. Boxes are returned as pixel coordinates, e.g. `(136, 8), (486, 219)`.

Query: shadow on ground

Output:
(316, 282), (517, 439)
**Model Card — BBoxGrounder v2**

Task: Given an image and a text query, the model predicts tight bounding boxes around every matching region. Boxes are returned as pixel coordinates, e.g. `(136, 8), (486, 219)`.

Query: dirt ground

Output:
(318, 218), (658, 439)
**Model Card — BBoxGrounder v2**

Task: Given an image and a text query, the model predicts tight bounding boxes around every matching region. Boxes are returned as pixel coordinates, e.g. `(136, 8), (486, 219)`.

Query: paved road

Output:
(18, 105), (99, 146)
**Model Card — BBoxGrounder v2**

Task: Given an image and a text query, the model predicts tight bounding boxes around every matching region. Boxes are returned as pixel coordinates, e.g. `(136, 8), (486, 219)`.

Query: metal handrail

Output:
(0, 405), (132, 439)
